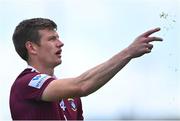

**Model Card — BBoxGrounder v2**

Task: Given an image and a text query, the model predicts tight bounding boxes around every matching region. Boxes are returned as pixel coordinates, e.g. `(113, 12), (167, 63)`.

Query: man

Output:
(10, 18), (162, 120)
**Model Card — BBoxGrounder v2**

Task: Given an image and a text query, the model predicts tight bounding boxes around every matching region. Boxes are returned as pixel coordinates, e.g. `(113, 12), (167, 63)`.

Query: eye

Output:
(48, 36), (59, 41)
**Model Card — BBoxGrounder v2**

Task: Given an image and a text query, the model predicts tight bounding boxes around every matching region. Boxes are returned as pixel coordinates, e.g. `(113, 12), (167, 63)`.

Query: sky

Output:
(0, 0), (179, 120)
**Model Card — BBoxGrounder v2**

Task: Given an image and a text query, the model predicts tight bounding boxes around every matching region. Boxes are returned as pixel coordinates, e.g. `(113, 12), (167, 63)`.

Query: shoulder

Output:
(13, 68), (55, 89)
(15, 68), (39, 85)
(11, 68), (56, 100)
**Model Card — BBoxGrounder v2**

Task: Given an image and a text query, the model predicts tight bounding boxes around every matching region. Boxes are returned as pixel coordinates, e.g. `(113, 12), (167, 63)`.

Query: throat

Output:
(28, 64), (55, 76)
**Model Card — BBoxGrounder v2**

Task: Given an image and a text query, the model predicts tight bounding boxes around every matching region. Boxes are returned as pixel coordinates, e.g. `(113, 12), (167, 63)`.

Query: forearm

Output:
(77, 48), (132, 96)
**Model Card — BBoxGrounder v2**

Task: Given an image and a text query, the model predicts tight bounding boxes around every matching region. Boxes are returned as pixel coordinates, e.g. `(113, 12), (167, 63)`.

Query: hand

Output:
(126, 27), (163, 58)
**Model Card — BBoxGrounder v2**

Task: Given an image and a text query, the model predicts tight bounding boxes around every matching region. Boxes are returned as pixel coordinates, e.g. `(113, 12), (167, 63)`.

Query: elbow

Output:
(79, 84), (91, 97)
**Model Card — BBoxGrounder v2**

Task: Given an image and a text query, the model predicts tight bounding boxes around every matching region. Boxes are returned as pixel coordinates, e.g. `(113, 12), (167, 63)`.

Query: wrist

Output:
(121, 47), (133, 60)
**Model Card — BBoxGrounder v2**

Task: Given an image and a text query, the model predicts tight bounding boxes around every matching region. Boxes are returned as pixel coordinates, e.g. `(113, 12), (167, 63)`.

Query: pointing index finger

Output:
(141, 27), (161, 37)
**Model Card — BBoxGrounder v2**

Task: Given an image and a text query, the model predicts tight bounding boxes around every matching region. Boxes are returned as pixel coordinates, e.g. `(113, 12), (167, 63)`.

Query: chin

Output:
(55, 60), (62, 66)
(51, 58), (62, 67)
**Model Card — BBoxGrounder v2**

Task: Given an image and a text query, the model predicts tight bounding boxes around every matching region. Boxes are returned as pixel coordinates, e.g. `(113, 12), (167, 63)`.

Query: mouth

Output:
(55, 50), (62, 57)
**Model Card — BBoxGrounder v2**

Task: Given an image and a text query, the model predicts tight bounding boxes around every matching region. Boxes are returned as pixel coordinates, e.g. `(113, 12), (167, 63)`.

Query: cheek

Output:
(44, 46), (55, 57)
(41, 44), (52, 52)
(38, 46), (51, 57)
(38, 43), (55, 57)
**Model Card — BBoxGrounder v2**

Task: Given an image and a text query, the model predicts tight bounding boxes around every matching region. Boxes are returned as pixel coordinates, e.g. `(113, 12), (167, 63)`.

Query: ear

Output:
(25, 41), (38, 55)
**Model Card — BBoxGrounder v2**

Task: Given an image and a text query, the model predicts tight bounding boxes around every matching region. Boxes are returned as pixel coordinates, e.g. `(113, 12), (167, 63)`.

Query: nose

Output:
(56, 39), (64, 48)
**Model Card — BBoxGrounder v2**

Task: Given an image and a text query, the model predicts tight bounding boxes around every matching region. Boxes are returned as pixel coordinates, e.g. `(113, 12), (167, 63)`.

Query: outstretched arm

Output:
(42, 27), (163, 101)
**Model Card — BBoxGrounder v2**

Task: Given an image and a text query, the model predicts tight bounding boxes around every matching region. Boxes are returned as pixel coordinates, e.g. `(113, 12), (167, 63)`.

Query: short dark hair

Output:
(12, 18), (57, 61)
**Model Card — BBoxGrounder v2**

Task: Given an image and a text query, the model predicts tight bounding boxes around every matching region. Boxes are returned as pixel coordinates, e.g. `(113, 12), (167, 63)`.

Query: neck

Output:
(28, 62), (55, 76)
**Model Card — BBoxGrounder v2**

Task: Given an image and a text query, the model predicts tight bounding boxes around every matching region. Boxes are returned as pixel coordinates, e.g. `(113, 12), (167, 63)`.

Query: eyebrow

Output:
(48, 34), (59, 39)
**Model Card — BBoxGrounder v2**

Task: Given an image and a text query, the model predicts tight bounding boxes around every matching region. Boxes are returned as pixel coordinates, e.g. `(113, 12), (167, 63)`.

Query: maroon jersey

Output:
(9, 67), (83, 120)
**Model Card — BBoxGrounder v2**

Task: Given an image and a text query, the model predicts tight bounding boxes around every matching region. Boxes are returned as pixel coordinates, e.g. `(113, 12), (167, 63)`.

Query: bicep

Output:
(41, 78), (82, 101)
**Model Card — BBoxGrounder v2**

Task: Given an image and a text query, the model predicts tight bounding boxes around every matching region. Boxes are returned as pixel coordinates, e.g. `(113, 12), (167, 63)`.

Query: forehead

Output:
(38, 29), (59, 38)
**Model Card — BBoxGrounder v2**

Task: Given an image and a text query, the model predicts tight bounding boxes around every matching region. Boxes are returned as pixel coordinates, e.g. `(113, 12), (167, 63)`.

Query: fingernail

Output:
(156, 27), (161, 30)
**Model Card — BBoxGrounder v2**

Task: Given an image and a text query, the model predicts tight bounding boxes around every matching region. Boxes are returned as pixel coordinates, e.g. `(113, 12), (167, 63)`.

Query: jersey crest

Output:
(68, 98), (77, 111)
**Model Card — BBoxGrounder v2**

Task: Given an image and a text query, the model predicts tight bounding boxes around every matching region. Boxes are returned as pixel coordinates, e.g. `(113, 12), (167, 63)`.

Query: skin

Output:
(26, 27), (162, 102)
(26, 29), (64, 75)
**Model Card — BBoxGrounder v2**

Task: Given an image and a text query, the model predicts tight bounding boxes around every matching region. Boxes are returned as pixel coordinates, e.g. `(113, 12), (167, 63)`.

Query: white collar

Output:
(27, 65), (57, 78)
(27, 65), (39, 72)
